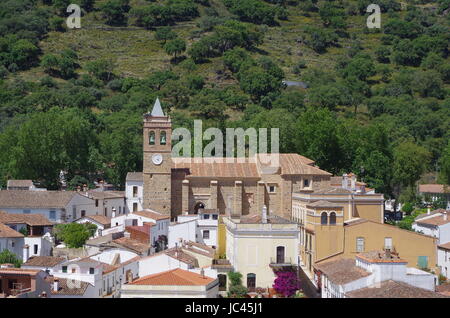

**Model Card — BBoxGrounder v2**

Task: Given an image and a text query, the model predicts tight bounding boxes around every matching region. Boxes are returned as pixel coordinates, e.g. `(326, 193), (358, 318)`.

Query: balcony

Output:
(269, 257), (295, 267)
(211, 259), (233, 270)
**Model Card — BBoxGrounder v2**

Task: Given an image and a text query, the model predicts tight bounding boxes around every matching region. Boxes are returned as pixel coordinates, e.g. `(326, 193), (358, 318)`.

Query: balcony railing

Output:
(212, 259), (233, 269)
(269, 257), (294, 266)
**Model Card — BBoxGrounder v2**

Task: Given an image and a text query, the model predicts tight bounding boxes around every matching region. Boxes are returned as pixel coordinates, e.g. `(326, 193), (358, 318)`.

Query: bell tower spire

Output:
(142, 98), (172, 216)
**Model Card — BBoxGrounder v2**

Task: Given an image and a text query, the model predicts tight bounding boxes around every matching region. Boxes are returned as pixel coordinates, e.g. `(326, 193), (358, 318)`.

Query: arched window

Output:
(149, 131), (155, 145)
(247, 273), (256, 292)
(329, 212), (336, 225)
(160, 131), (167, 145)
(321, 212), (328, 225)
(193, 202), (205, 214)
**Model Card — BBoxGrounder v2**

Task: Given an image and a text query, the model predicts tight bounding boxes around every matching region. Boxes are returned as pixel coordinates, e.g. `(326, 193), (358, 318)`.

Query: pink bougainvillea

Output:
(272, 271), (300, 297)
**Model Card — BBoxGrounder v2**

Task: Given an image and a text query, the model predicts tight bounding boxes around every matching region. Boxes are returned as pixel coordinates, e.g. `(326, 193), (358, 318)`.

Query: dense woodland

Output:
(0, 0), (449, 208)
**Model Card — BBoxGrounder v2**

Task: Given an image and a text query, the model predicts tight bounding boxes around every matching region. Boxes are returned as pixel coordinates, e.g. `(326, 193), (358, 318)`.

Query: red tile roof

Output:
(129, 268), (215, 286)
(173, 158), (260, 178)
(132, 210), (170, 221)
(438, 242), (450, 251)
(0, 222), (23, 238)
(419, 184), (449, 194)
(347, 280), (448, 298)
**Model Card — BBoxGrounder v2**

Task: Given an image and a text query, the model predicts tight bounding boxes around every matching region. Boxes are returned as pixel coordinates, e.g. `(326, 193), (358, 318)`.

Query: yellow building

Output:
(223, 209), (299, 292)
(292, 174), (438, 280)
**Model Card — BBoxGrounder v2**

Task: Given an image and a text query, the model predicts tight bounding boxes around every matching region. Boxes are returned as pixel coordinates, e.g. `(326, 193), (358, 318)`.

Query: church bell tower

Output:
(142, 98), (172, 216)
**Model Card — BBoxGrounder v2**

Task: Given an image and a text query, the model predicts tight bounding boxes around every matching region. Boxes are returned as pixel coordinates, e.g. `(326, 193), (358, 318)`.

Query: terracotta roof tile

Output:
(132, 210), (170, 221)
(48, 277), (92, 296)
(126, 172), (143, 182)
(356, 251), (406, 263)
(86, 190), (125, 200)
(419, 184), (449, 194)
(7, 180), (33, 188)
(347, 280), (448, 298)
(172, 158), (260, 178)
(0, 211), (53, 226)
(0, 222), (23, 238)
(81, 215), (112, 226)
(438, 242), (450, 251)
(129, 268), (215, 286)
(415, 213), (450, 227)
(23, 256), (66, 268)
(112, 237), (151, 254)
(0, 191), (79, 209)
(315, 258), (370, 284)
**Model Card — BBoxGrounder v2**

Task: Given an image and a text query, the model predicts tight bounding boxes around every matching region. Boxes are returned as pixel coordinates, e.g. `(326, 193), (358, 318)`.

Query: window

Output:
(133, 186), (138, 197)
(81, 210), (86, 217)
(95, 199), (99, 207)
(72, 268), (76, 273)
(133, 203), (138, 212)
(34, 244), (38, 255)
(356, 237), (365, 253)
(11, 241), (15, 248)
(303, 179), (310, 188)
(62, 266), (67, 273)
(160, 131), (167, 145)
(276, 246), (285, 264)
(149, 131), (155, 145)
(119, 207), (121, 214)
(104, 207), (107, 216)
(321, 212), (328, 225)
(384, 237), (392, 250)
(268, 185), (276, 193)
(212, 214), (218, 220)
(49, 211), (56, 220)
(329, 212), (336, 225)
(72, 206), (76, 219)
(203, 214), (210, 220)
(23, 210), (31, 214)
(89, 268), (95, 274)
(203, 230), (210, 239)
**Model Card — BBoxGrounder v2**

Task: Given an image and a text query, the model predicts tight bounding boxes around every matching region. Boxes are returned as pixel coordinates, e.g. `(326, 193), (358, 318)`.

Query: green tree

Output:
(54, 223), (97, 248)
(393, 141), (430, 195)
(439, 141), (450, 185)
(155, 27), (177, 44)
(0, 250), (22, 268)
(164, 38), (186, 60)
(101, 0), (130, 26)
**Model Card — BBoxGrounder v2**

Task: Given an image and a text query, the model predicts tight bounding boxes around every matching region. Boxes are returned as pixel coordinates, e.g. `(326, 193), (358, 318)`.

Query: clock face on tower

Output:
(152, 154), (163, 165)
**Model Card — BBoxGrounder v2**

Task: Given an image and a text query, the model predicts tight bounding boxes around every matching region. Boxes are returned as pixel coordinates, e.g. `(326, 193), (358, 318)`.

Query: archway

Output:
(193, 202), (205, 214)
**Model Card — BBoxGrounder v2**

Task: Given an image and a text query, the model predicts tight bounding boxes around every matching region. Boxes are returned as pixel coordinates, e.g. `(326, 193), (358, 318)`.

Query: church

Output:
(138, 98), (333, 219)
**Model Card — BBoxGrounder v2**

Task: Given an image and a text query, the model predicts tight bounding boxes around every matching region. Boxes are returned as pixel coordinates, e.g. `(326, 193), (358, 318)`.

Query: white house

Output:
(438, 243), (450, 279)
(75, 215), (112, 238)
(171, 210), (219, 248)
(111, 210), (170, 248)
(0, 190), (96, 223)
(0, 222), (24, 258)
(120, 268), (219, 298)
(6, 180), (36, 191)
(419, 184), (450, 210)
(84, 190), (127, 218)
(22, 256), (67, 275)
(413, 209), (450, 244)
(169, 210), (219, 249)
(0, 212), (54, 260)
(125, 172), (144, 213)
(316, 250), (439, 298)
(52, 248), (140, 298)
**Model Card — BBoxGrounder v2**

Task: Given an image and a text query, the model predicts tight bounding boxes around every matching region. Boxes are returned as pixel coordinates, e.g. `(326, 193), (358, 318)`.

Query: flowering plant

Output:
(272, 271), (300, 297)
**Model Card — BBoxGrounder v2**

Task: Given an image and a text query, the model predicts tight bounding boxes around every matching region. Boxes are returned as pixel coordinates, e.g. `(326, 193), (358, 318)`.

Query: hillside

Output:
(0, 0), (449, 207)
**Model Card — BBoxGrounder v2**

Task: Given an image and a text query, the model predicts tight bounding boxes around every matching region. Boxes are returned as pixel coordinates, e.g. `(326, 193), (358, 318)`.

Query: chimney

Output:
(22, 244), (29, 263)
(351, 174), (356, 191)
(444, 212), (448, 221)
(112, 208), (116, 218)
(385, 248), (391, 259)
(427, 205), (431, 215)
(184, 211), (188, 216)
(82, 184), (88, 193)
(200, 268), (205, 278)
(262, 205), (268, 224)
(53, 278), (59, 292)
(342, 174), (348, 189)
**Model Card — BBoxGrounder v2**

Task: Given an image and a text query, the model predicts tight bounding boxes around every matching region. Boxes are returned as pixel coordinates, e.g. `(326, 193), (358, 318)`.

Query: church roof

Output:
(151, 97), (165, 117)
(172, 158), (260, 179)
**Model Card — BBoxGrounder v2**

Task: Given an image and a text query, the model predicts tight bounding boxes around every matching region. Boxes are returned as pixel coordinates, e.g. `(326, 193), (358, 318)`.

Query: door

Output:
(276, 246), (285, 264)
(247, 273), (256, 292)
